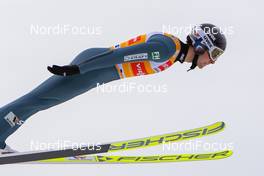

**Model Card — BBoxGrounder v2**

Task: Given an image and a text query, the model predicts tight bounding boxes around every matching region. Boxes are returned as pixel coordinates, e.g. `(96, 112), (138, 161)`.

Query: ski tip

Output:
(214, 150), (233, 160)
(220, 121), (226, 127)
(215, 121), (226, 129)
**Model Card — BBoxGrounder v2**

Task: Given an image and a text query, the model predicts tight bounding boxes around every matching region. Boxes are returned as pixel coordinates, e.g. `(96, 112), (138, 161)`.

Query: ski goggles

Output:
(190, 26), (224, 62)
(208, 47), (224, 62)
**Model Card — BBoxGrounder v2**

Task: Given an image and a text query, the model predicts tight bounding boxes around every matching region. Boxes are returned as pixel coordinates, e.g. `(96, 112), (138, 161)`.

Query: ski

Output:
(0, 121), (226, 165)
(36, 150), (233, 164)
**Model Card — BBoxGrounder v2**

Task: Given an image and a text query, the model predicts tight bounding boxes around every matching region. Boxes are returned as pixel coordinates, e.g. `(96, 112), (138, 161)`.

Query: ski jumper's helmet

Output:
(187, 23), (227, 70)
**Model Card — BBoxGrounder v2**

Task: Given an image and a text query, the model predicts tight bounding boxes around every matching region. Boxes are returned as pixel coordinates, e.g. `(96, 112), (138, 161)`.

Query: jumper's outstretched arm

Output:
(48, 34), (176, 76)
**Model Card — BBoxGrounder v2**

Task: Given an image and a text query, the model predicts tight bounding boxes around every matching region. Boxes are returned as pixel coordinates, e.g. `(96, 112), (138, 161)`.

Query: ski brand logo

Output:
(4, 112), (24, 127)
(124, 53), (148, 62)
(128, 36), (142, 45)
(131, 62), (147, 76)
(208, 33), (216, 41)
(109, 122), (224, 151)
(178, 53), (185, 63)
(203, 35), (213, 49)
(136, 63), (145, 75)
(151, 51), (160, 60)
(96, 150), (231, 162)
(69, 156), (95, 161)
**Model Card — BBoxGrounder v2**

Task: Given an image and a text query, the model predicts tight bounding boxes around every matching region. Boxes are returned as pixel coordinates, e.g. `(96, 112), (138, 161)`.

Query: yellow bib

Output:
(112, 33), (182, 79)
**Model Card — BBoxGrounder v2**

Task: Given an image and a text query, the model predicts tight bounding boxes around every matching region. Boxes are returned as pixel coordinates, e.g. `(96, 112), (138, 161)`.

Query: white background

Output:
(0, 0), (263, 175)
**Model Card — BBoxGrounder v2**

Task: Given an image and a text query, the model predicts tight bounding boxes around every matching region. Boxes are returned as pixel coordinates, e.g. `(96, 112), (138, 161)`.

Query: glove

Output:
(47, 65), (80, 76)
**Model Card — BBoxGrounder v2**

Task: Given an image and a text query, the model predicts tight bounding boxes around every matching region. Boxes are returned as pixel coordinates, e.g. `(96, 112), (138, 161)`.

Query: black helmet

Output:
(187, 23), (227, 62)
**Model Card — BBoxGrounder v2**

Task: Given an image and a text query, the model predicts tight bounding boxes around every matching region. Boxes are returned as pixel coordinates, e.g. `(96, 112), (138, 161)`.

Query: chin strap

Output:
(187, 54), (199, 72)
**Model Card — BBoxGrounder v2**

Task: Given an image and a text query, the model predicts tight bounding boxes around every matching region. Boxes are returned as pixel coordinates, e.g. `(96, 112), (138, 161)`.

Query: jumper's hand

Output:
(47, 65), (80, 76)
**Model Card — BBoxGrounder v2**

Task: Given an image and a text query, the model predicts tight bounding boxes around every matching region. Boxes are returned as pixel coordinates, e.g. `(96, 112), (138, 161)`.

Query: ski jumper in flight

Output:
(0, 23), (226, 152)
